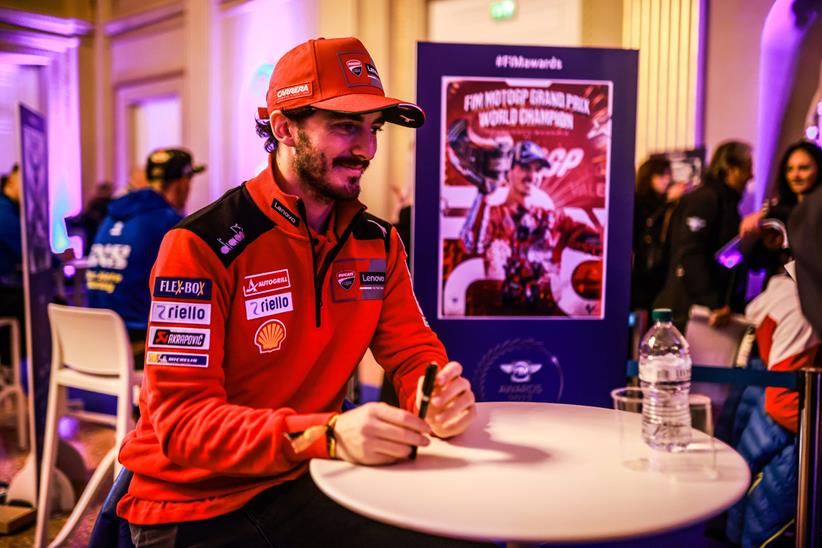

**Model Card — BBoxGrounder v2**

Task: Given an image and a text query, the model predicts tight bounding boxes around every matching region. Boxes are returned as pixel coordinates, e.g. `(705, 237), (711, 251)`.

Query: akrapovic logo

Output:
(275, 83), (311, 102)
(149, 327), (211, 350)
(271, 199), (300, 227)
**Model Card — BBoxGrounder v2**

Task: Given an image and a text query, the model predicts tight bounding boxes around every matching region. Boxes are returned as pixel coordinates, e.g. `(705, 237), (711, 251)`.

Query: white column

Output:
(183, 0), (221, 212)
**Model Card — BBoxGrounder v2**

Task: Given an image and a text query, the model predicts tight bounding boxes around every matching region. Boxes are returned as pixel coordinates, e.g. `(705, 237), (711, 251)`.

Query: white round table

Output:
(310, 402), (750, 544)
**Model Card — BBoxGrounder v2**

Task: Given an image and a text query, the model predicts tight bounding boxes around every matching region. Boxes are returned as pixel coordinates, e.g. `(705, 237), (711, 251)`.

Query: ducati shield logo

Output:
(336, 270), (356, 290)
(346, 59), (363, 76)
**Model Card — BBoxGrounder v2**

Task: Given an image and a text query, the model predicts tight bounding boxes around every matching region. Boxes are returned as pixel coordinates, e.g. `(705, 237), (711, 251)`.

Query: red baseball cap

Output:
(262, 37), (425, 128)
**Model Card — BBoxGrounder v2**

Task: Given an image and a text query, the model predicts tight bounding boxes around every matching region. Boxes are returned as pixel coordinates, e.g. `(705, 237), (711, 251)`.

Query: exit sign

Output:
(489, 0), (517, 21)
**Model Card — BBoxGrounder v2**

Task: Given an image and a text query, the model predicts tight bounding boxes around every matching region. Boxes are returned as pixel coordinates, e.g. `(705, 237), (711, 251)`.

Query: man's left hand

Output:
(417, 361), (477, 438)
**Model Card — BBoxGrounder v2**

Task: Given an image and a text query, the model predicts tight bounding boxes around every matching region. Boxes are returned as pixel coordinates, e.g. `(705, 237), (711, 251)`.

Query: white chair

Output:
(0, 316), (27, 450)
(685, 305), (755, 368)
(685, 305), (756, 416)
(35, 304), (142, 548)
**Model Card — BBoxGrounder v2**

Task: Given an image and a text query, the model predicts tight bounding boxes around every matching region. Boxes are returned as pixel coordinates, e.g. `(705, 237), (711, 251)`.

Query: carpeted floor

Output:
(0, 405), (114, 547)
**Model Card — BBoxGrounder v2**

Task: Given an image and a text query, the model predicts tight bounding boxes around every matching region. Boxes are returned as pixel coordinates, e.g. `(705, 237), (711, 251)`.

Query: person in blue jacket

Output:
(0, 164), (24, 365)
(86, 148), (205, 361)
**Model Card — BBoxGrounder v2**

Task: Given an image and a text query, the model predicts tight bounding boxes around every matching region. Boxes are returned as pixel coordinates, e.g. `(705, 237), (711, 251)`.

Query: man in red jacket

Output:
(117, 37), (483, 547)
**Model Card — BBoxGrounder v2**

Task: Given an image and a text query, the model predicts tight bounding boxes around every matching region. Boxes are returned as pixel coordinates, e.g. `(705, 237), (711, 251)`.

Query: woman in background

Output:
(740, 140), (822, 235)
(631, 156), (682, 312)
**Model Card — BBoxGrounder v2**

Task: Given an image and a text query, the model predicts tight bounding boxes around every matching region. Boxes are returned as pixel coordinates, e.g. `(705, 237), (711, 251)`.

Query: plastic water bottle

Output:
(638, 308), (692, 452)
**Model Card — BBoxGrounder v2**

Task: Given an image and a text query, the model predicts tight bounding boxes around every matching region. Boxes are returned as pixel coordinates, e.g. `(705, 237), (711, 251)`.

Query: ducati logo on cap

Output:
(339, 52), (383, 91)
(346, 59), (363, 76)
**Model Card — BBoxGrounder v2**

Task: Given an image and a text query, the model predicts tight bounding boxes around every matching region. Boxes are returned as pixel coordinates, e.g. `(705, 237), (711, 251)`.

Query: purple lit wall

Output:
(754, 0), (819, 208)
(47, 46), (83, 255)
(219, 0), (319, 191)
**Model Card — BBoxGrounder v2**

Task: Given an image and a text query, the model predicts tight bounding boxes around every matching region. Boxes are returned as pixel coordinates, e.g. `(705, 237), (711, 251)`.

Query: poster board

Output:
(10, 104), (54, 504)
(414, 43), (637, 406)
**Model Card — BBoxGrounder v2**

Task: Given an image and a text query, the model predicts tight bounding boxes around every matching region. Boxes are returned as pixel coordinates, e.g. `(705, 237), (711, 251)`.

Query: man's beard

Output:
(294, 129), (368, 202)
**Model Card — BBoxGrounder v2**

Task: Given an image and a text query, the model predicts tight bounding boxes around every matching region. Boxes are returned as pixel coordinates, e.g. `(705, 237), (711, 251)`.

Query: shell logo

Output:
(254, 319), (286, 353)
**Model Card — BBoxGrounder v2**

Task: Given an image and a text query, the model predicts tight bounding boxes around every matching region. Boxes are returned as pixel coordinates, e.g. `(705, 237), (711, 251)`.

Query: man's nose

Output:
(351, 129), (377, 161)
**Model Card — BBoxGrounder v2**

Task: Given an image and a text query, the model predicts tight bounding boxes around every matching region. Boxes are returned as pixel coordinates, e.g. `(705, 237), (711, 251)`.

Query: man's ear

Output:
(271, 112), (298, 148)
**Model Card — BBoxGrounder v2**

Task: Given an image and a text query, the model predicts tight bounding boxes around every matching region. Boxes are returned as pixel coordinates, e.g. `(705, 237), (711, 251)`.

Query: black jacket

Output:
(655, 178), (743, 328)
(790, 184), (822, 336)
(631, 191), (671, 310)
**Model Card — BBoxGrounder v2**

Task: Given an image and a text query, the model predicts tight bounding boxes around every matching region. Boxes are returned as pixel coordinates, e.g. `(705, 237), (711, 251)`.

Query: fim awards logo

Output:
(474, 338), (564, 402)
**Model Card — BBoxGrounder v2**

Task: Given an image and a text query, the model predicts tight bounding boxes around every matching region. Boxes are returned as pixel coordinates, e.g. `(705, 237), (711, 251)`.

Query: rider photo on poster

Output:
(439, 77), (612, 319)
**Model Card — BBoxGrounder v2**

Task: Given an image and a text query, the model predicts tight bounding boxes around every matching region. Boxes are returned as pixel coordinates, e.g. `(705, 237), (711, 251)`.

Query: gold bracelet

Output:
(326, 414), (339, 459)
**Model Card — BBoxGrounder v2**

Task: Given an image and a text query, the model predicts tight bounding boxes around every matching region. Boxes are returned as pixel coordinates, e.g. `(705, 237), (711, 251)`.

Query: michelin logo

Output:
(146, 352), (208, 368)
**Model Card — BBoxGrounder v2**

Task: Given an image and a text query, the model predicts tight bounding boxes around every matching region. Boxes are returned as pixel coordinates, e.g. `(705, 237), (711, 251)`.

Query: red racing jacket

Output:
(745, 265), (819, 433)
(117, 159), (447, 525)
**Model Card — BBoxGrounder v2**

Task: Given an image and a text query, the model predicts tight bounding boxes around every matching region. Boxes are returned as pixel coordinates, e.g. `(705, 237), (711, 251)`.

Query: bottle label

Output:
(638, 356), (691, 383)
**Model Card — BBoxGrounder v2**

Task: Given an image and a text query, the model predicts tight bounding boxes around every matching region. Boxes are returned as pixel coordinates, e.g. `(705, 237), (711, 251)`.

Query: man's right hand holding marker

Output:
(333, 361), (477, 465)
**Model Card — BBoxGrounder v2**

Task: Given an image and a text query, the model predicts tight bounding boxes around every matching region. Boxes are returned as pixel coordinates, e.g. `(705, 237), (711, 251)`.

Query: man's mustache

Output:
(333, 157), (370, 170)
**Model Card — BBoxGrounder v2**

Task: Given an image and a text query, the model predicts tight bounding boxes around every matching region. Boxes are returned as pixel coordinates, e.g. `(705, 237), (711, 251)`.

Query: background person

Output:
(724, 243), (817, 545)
(86, 148), (204, 362)
(739, 140), (822, 236)
(631, 156), (680, 313)
(655, 141), (754, 331)
(0, 164), (24, 364)
(64, 180), (114, 256)
(117, 37), (483, 548)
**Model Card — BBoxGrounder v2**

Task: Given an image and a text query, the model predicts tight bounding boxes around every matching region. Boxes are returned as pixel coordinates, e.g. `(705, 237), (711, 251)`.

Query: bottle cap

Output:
(652, 308), (673, 322)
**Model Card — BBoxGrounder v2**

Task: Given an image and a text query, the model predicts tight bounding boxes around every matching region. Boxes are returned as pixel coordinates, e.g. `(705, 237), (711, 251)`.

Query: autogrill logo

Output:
(243, 269), (291, 297)
(275, 83), (311, 101)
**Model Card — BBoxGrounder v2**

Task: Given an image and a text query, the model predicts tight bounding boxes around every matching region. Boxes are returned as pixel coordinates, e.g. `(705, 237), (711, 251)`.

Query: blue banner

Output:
(414, 43), (637, 407)
(19, 103), (53, 471)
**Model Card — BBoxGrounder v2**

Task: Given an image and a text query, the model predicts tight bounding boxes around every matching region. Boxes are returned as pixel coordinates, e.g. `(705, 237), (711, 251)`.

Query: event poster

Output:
(414, 43), (637, 407)
(440, 77), (611, 319)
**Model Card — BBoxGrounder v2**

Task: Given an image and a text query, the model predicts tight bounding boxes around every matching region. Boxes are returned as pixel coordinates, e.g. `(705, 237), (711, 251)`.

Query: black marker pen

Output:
(410, 362), (439, 460)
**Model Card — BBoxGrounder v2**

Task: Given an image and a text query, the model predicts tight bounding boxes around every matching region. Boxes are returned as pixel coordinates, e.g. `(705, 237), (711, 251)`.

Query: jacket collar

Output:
(245, 154), (367, 239)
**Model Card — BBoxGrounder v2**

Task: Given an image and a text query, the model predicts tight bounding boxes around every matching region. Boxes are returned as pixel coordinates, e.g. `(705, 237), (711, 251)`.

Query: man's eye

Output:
(336, 123), (357, 132)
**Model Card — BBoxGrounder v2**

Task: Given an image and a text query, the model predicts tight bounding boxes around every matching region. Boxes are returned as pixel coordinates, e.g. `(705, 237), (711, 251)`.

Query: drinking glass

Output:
(610, 387), (718, 479)
(610, 386), (652, 471)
